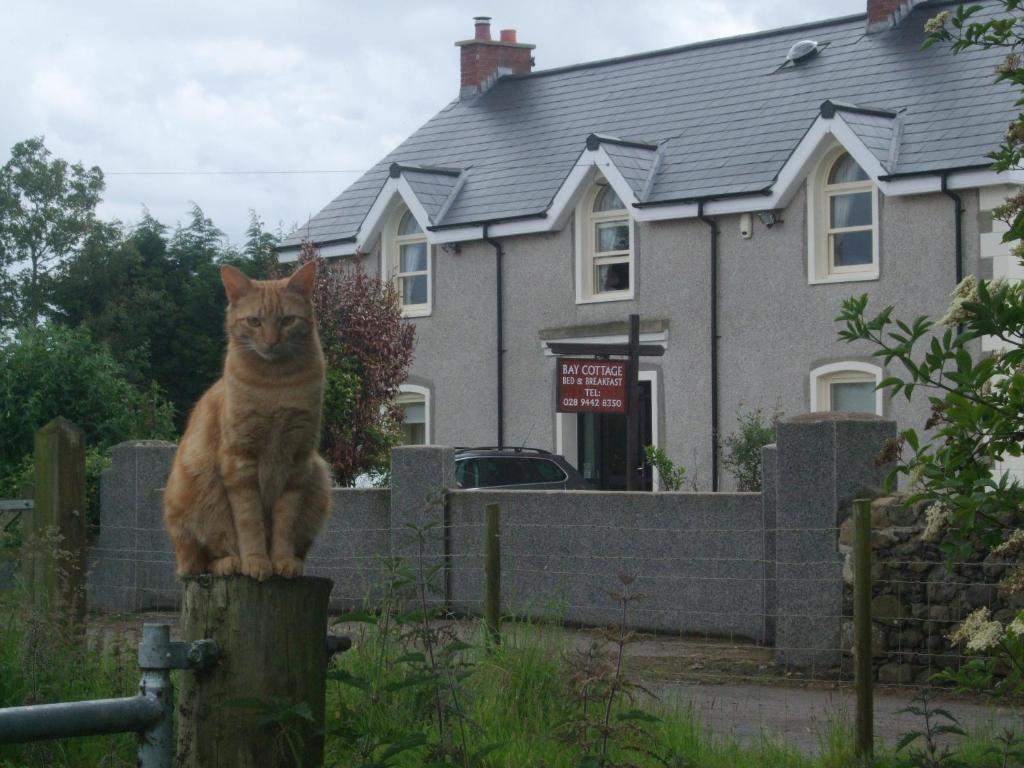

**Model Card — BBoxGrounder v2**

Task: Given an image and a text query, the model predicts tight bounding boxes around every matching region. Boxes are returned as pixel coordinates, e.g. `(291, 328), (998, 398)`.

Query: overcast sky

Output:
(3, 0), (866, 246)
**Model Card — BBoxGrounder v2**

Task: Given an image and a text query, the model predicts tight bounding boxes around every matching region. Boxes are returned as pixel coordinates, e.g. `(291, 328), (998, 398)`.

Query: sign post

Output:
(626, 314), (640, 491)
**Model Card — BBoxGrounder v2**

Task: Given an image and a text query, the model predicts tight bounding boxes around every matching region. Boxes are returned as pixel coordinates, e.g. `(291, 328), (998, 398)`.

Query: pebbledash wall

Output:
(340, 184), (994, 491)
(88, 412), (894, 669)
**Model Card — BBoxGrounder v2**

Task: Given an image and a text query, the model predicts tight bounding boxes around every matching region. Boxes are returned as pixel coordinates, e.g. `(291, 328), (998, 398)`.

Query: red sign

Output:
(556, 358), (627, 413)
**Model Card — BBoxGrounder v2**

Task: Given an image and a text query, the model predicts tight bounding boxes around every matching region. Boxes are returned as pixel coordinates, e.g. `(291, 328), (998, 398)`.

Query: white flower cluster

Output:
(924, 10), (950, 33)
(949, 607), (1005, 652)
(922, 501), (951, 542)
(994, 528), (1024, 557)
(939, 275), (978, 327)
(1008, 614), (1024, 637)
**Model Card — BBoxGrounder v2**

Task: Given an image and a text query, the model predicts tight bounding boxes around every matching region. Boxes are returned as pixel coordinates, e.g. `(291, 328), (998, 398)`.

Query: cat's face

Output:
(221, 262), (317, 362)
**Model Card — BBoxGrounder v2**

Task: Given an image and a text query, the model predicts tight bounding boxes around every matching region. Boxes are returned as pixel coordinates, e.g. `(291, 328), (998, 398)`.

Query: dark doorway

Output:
(576, 381), (653, 490)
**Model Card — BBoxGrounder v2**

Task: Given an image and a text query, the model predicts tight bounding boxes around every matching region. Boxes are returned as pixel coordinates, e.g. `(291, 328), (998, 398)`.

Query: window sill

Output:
(400, 306), (432, 319)
(575, 291), (635, 305)
(808, 270), (879, 286)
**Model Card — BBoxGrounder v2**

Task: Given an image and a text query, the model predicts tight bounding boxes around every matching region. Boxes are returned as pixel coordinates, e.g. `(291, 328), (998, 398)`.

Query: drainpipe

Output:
(483, 224), (505, 448)
(698, 202), (720, 492)
(940, 174), (964, 336)
(940, 174), (964, 286)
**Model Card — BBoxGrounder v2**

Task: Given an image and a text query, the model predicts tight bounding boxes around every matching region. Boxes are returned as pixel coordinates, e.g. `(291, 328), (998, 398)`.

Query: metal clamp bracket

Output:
(138, 624), (219, 672)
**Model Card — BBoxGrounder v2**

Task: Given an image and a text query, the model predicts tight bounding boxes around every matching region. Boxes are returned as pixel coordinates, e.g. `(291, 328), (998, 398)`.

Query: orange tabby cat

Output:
(163, 261), (331, 581)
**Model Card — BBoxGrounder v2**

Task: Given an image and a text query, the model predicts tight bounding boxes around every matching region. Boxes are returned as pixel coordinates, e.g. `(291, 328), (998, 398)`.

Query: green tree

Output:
(51, 206), (238, 428)
(0, 324), (175, 487)
(0, 137), (104, 324)
(241, 209), (281, 277)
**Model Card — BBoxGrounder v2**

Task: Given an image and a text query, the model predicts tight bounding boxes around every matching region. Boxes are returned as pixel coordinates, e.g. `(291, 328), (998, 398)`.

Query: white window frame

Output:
(382, 205), (432, 317)
(809, 361), (883, 416)
(397, 384), (431, 445)
(575, 180), (636, 303)
(807, 144), (880, 284)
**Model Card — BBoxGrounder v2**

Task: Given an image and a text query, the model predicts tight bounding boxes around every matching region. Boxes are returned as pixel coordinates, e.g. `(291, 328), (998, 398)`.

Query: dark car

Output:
(454, 447), (591, 490)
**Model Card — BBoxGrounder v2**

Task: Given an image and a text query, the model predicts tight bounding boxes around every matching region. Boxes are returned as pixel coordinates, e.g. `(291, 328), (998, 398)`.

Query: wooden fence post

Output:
(484, 503), (501, 644)
(853, 498), (874, 764)
(24, 417), (87, 625)
(176, 575), (333, 768)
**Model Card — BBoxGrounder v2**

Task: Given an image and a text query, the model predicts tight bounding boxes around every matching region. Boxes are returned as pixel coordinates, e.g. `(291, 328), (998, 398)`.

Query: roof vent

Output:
(786, 40), (820, 64)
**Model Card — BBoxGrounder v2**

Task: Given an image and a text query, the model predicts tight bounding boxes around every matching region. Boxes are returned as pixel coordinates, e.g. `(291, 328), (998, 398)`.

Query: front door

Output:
(576, 381), (653, 490)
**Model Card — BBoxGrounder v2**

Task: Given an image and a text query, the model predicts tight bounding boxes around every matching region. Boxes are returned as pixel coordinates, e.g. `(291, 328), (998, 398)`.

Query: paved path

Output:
(649, 681), (1019, 755)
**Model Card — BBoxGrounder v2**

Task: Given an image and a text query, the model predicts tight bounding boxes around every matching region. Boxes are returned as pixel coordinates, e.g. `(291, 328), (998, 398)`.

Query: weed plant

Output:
(0, 532), (135, 768)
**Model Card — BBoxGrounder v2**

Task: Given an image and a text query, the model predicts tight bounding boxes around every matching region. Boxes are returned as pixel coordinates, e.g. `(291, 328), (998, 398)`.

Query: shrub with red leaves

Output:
(297, 242), (415, 484)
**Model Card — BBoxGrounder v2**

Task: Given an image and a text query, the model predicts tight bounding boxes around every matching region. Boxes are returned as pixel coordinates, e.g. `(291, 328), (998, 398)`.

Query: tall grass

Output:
(0, 573), (135, 767)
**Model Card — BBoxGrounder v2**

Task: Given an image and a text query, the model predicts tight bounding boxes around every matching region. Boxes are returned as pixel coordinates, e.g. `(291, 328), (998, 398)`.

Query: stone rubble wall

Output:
(838, 495), (1017, 684)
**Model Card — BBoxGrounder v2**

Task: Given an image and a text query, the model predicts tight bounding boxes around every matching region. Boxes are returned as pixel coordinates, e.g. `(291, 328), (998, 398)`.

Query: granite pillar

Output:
(389, 446), (455, 605)
(88, 440), (177, 612)
(773, 413), (895, 669)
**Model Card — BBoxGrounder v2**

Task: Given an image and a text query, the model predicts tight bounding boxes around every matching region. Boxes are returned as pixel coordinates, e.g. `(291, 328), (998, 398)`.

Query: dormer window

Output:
(808, 146), (879, 283)
(385, 206), (431, 317)
(576, 181), (635, 302)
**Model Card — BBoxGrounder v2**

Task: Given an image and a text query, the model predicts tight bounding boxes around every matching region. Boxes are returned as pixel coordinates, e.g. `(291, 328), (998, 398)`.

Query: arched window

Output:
(576, 181), (634, 302)
(809, 362), (883, 415)
(396, 384), (430, 445)
(384, 205), (431, 316)
(808, 147), (879, 283)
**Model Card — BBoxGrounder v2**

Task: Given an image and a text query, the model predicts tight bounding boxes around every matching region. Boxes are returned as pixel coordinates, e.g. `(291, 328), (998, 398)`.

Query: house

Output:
(278, 0), (1022, 491)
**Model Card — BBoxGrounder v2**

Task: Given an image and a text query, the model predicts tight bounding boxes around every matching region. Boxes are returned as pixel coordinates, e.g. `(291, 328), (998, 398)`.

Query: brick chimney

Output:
(866, 0), (923, 32)
(455, 17), (535, 99)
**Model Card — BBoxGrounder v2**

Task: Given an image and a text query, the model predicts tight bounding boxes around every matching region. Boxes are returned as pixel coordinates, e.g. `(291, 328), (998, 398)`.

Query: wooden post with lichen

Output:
(23, 417), (87, 625)
(853, 498), (874, 763)
(176, 575), (333, 768)
(484, 503), (501, 644)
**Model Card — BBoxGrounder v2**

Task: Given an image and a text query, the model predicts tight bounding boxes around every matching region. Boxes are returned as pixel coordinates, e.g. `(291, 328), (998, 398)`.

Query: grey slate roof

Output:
(280, 0), (1018, 249)
(395, 165), (465, 225)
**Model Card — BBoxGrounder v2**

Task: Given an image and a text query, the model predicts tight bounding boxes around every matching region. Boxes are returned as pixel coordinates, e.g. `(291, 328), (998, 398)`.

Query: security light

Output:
(757, 210), (783, 228)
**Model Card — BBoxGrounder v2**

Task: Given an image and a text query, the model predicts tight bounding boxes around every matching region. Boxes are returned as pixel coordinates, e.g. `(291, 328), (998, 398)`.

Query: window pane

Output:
(401, 274), (427, 305)
(596, 221), (629, 252)
(593, 185), (625, 212)
(456, 459), (480, 488)
(529, 459), (568, 483)
(828, 153), (869, 184)
(830, 192), (872, 228)
(478, 459), (527, 487)
(398, 210), (422, 235)
(832, 230), (873, 267)
(400, 242), (427, 272)
(596, 262), (630, 292)
(401, 422), (426, 445)
(401, 401), (425, 424)
(831, 381), (876, 413)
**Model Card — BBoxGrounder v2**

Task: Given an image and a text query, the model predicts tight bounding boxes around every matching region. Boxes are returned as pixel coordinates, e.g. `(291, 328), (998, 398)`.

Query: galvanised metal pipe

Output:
(0, 694), (163, 744)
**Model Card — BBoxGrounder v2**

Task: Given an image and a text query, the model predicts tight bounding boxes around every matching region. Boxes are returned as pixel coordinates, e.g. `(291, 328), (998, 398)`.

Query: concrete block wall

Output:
(86, 414), (895, 667)
(448, 490), (766, 639)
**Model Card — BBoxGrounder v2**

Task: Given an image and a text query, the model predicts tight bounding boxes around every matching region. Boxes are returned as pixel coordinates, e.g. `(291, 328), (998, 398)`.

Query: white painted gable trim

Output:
(279, 113), (1024, 260)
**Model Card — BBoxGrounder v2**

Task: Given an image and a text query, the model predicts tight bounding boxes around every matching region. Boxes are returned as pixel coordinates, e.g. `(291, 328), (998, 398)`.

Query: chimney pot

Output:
(474, 16), (492, 41)
(500, 29), (517, 43)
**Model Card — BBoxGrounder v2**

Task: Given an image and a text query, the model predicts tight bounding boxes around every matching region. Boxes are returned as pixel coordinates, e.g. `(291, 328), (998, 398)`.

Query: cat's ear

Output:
(286, 260), (317, 299)
(221, 265), (254, 304)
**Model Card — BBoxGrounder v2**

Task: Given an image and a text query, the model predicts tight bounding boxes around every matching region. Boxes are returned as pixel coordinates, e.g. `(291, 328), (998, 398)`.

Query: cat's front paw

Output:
(241, 555), (273, 581)
(273, 556), (304, 578)
(209, 556), (240, 576)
